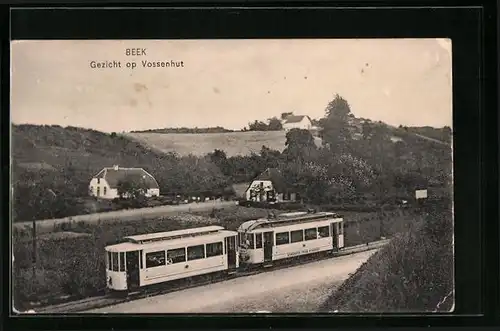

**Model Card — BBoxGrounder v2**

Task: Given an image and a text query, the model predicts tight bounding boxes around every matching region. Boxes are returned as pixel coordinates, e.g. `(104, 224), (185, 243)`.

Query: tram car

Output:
(237, 211), (344, 265)
(105, 225), (239, 291)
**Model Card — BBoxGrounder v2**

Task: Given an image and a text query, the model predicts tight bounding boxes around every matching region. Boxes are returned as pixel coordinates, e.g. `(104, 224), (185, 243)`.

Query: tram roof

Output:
(106, 229), (238, 252)
(238, 211), (342, 232)
(124, 225), (225, 244)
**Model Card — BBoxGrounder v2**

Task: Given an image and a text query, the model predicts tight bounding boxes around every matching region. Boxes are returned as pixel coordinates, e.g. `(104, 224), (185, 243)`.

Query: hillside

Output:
(320, 199), (454, 312)
(126, 126), (450, 158)
(131, 126), (235, 134)
(126, 131), (323, 157)
(11, 119), (452, 222)
(12, 124), (166, 173)
(11, 124), (232, 222)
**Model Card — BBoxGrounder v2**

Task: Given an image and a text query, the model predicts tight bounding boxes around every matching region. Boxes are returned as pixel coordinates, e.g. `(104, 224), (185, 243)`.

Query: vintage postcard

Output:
(11, 39), (454, 314)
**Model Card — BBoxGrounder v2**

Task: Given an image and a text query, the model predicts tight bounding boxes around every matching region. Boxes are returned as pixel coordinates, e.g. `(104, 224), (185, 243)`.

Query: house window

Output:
(103, 187), (107, 195)
(282, 192), (291, 201)
(97, 187), (100, 196)
(266, 191), (275, 201)
(97, 178), (100, 184)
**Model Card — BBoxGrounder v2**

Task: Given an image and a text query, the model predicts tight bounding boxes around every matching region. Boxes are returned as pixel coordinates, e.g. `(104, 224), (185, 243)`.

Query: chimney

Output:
(113, 165), (119, 170)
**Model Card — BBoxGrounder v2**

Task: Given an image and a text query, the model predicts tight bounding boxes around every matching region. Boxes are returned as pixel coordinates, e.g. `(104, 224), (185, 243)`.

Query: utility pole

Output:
(32, 218), (36, 288)
(380, 212), (384, 239)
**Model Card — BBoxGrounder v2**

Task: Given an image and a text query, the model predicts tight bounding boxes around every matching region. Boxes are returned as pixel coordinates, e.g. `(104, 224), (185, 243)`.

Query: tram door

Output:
(126, 251), (140, 290)
(263, 231), (274, 262)
(225, 236), (237, 269)
(331, 223), (339, 250)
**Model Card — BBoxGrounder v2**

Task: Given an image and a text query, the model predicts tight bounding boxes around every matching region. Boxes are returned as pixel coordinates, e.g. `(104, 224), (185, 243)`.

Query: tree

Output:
(320, 94), (353, 154)
(248, 120), (269, 131)
(260, 145), (281, 169)
(325, 94), (351, 120)
(267, 117), (283, 131)
(208, 149), (231, 176)
(283, 129), (318, 163)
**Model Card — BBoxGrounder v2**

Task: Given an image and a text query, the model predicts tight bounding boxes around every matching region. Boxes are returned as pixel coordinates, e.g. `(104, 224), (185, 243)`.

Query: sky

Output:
(11, 39), (452, 133)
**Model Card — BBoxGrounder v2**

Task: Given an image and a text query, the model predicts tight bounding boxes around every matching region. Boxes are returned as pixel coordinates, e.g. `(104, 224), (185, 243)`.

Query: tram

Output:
(237, 211), (344, 265)
(104, 210), (345, 292)
(105, 225), (239, 291)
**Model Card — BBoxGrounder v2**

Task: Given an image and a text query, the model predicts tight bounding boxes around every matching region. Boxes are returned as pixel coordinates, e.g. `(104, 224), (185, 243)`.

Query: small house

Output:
(245, 168), (297, 203)
(282, 115), (313, 132)
(89, 165), (160, 199)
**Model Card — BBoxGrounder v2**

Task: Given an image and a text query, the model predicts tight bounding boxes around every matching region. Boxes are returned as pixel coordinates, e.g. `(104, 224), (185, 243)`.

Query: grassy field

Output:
(126, 131), (323, 157)
(320, 202), (454, 312)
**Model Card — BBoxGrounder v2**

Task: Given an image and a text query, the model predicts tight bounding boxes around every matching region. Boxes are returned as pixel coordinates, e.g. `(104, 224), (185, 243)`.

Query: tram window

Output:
(255, 233), (263, 248)
(318, 226), (330, 238)
(305, 228), (318, 241)
(206, 242), (223, 257)
(139, 250), (143, 269)
(112, 252), (119, 271)
(339, 222), (344, 235)
(239, 233), (243, 246)
(145, 251), (166, 268)
(119, 252), (125, 271)
(187, 245), (205, 261)
(107, 252), (111, 270)
(245, 233), (254, 248)
(167, 248), (186, 264)
(276, 232), (290, 245)
(290, 230), (304, 243)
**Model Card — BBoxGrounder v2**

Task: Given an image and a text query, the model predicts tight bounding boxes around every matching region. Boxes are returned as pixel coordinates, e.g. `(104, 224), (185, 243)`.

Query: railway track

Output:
(32, 239), (390, 314)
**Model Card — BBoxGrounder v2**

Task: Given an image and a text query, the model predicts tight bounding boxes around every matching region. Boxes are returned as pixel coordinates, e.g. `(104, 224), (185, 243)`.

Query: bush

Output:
(320, 203), (453, 312)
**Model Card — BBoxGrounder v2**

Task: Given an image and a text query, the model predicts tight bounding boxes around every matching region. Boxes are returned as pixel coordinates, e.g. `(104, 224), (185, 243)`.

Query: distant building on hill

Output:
(245, 168), (298, 203)
(89, 165), (160, 199)
(282, 115), (313, 132)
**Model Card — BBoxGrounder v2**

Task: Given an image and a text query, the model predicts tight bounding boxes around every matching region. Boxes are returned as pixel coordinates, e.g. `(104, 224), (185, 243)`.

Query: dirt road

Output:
(413, 133), (450, 146)
(85, 249), (377, 314)
(13, 200), (238, 234)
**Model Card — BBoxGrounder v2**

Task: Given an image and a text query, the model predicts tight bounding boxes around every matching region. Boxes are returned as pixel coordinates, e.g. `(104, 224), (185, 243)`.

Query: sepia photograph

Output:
(11, 39), (454, 314)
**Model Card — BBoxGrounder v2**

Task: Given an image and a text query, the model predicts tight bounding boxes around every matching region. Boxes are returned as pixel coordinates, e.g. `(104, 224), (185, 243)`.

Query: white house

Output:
(282, 115), (313, 132)
(245, 168), (297, 203)
(89, 165), (160, 199)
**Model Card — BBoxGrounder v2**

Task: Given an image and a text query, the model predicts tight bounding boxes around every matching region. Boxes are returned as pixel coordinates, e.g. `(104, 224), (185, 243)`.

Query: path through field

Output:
(13, 201), (238, 234)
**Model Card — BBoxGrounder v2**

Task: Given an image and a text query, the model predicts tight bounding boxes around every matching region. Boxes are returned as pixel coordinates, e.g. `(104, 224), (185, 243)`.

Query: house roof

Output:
(284, 115), (311, 124)
(94, 166), (159, 189)
(252, 168), (292, 192)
